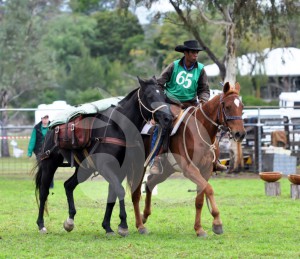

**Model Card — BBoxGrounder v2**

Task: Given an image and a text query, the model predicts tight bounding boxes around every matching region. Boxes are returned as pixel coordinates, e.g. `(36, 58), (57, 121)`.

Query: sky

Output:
(134, 0), (174, 24)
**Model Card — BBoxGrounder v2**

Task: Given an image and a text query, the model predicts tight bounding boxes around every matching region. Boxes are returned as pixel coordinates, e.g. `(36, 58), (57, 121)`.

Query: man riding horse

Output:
(150, 40), (227, 174)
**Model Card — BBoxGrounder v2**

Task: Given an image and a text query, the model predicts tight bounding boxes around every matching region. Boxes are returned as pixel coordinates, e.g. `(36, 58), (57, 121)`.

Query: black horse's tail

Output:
(33, 130), (56, 213)
(33, 158), (50, 215)
(34, 160), (42, 193)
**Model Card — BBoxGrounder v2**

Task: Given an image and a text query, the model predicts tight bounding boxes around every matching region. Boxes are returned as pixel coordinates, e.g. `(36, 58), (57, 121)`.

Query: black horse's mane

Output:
(118, 87), (139, 107)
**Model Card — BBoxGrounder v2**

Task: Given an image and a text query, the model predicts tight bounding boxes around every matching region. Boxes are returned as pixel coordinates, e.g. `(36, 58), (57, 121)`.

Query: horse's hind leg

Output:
(142, 165), (174, 225)
(194, 191), (207, 237)
(36, 155), (63, 233)
(204, 183), (223, 235)
(131, 179), (147, 234)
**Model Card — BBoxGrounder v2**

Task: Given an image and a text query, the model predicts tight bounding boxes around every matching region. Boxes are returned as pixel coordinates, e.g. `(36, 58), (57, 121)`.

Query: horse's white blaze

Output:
(234, 98), (240, 107)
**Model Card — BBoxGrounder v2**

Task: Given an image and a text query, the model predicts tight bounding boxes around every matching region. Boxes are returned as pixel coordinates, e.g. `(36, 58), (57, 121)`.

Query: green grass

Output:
(0, 173), (299, 258)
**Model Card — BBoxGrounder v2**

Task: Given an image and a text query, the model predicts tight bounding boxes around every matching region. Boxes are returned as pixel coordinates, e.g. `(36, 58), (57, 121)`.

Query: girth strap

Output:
(96, 137), (137, 148)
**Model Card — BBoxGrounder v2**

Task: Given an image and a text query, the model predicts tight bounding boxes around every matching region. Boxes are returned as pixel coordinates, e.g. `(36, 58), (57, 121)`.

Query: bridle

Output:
(137, 88), (169, 122)
(199, 92), (243, 132)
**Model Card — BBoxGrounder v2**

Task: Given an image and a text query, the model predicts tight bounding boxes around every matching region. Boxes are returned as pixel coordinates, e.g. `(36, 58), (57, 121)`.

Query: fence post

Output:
(254, 108), (263, 173)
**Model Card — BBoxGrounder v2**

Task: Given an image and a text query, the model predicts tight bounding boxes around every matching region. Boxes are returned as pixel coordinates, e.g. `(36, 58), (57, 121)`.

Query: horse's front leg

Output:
(204, 183), (223, 235)
(63, 167), (86, 232)
(102, 181), (128, 237)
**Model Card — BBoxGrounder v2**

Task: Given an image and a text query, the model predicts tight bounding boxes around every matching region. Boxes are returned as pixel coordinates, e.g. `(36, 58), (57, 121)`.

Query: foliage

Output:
(0, 174), (300, 257)
(242, 95), (272, 106)
(90, 10), (144, 62)
(69, 0), (116, 13)
(40, 13), (97, 74)
(0, 0), (62, 108)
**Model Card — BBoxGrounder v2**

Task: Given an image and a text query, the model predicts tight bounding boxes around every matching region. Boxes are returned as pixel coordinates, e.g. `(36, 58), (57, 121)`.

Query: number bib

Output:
(165, 59), (204, 102)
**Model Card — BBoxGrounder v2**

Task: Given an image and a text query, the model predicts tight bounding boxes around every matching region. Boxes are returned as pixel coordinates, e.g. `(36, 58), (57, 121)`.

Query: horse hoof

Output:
(63, 218), (75, 232)
(141, 214), (147, 224)
(39, 227), (47, 234)
(118, 227), (129, 237)
(212, 224), (223, 235)
(196, 232), (207, 238)
(106, 231), (116, 237)
(138, 227), (148, 235)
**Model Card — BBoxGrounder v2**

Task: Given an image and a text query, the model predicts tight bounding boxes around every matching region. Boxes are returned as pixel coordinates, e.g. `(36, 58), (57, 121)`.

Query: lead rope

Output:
(182, 108), (199, 169)
(195, 107), (218, 163)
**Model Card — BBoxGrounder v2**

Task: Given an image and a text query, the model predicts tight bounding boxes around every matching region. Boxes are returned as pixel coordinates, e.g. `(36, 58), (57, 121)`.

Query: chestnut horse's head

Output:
(218, 82), (246, 142)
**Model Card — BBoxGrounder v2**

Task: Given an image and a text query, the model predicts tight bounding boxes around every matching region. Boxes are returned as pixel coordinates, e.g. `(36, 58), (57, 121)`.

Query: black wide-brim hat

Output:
(175, 40), (204, 53)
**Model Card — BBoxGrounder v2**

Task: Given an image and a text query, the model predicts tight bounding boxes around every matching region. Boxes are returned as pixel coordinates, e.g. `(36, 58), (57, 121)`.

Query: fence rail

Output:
(0, 107), (299, 175)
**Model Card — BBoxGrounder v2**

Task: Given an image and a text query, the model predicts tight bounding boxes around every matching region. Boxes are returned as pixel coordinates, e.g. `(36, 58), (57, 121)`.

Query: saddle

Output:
(54, 115), (95, 149)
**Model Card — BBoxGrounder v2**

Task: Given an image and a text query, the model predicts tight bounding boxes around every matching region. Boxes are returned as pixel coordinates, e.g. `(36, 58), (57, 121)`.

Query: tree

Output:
(69, 0), (117, 13)
(90, 10), (144, 62)
(0, 0), (63, 156)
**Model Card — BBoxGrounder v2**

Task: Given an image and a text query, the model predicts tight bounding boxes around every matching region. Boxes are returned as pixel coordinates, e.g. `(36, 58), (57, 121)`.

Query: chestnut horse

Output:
(129, 82), (246, 237)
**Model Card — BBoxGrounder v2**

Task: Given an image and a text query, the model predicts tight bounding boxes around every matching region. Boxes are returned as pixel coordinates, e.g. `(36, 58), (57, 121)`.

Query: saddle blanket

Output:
(141, 106), (193, 136)
(49, 96), (123, 128)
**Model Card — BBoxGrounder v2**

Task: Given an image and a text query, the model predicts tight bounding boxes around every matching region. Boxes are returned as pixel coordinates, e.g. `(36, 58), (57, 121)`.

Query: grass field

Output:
(0, 172), (299, 258)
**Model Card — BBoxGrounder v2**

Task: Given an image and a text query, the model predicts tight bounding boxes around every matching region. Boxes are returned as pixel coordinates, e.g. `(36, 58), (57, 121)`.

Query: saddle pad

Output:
(49, 96), (123, 128)
(170, 106), (193, 136)
(141, 122), (155, 135)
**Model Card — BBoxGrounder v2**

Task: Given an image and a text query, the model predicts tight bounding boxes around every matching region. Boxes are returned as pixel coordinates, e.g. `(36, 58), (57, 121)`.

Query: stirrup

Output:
(149, 157), (163, 175)
(213, 160), (227, 172)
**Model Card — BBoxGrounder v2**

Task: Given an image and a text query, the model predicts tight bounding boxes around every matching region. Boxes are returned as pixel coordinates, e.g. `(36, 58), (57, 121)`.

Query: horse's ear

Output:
(137, 76), (144, 86)
(235, 82), (241, 93)
(223, 82), (230, 94)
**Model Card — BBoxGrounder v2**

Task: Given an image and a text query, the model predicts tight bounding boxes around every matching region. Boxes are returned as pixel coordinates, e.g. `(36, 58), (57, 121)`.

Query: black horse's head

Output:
(137, 76), (173, 132)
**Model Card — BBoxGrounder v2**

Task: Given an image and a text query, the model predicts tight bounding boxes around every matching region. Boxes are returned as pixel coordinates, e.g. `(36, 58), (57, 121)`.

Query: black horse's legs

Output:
(64, 168), (80, 220)
(99, 159), (128, 236)
(37, 181), (50, 232)
(36, 155), (63, 232)
(102, 183), (117, 234)
(63, 166), (92, 232)
(119, 199), (127, 228)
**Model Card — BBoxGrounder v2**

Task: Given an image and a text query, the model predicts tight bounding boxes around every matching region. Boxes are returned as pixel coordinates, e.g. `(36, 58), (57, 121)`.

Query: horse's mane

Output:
(118, 87), (139, 107)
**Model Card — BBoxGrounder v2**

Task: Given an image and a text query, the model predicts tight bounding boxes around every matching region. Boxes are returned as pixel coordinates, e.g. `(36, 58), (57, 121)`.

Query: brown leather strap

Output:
(99, 137), (137, 148)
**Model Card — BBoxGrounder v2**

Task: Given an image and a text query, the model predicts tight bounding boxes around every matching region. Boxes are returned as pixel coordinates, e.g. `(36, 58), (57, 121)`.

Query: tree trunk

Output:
(224, 23), (236, 85)
(0, 90), (10, 157)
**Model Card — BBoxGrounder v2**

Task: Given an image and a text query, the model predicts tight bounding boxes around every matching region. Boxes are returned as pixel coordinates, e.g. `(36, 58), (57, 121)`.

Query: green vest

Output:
(165, 59), (204, 102)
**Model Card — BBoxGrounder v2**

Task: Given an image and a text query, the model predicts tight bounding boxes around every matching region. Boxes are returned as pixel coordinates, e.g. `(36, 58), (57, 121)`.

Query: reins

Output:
(182, 107), (217, 168)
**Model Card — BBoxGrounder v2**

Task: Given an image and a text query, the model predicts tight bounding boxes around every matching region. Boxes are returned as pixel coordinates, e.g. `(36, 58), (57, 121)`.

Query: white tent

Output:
(205, 47), (300, 77)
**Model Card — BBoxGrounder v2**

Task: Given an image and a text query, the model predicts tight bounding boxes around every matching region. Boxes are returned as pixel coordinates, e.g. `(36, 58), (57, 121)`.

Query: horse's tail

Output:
(33, 159), (49, 215)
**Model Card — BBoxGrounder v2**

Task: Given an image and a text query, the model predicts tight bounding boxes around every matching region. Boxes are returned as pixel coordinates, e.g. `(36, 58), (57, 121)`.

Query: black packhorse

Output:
(34, 77), (173, 236)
